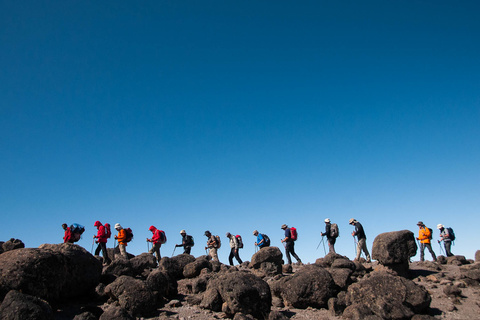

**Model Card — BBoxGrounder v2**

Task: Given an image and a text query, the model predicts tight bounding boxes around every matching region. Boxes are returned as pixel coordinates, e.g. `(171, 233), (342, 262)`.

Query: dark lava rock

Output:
(0, 290), (53, 320)
(249, 246), (283, 276)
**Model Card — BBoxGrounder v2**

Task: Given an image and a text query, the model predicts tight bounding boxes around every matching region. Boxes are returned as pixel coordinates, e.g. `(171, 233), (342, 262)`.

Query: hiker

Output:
(320, 218), (337, 253)
(280, 224), (302, 265)
(147, 225), (164, 263)
(437, 224), (454, 257)
(226, 232), (243, 266)
(175, 229), (194, 254)
(93, 221), (111, 265)
(253, 230), (270, 249)
(349, 218), (371, 263)
(62, 223), (74, 243)
(204, 230), (219, 262)
(416, 221), (437, 262)
(114, 223), (129, 259)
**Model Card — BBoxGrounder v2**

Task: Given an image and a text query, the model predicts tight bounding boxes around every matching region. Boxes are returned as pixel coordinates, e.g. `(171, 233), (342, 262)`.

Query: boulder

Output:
(159, 254), (196, 280)
(99, 305), (134, 320)
(271, 264), (336, 309)
(0, 244), (102, 301)
(183, 255), (211, 278)
(447, 255), (468, 266)
(316, 253), (351, 268)
(130, 253), (157, 275)
(102, 257), (133, 277)
(145, 268), (178, 299)
(105, 275), (157, 317)
(345, 272), (431, 319)
(475, 250), (480, 263)
(73, 312), (97, 320)
(372, 230), (416, 265)
(329, 268), (354, 290)
(200, 271), (271, 318)
(0, 290), (53, 320)
(1, 238), (25, 252)
(249, 246), (283, 276)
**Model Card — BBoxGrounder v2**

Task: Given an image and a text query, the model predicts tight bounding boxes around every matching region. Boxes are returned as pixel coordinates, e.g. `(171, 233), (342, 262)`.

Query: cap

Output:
(437, 224), (444, 229)
(417, 221), (424, 226)
(253, 230), (258, 235)
(281, 224), (287, 229)
(226, 232), (231, 237)
(324, 218), (331, 223)
(349, 218), (355, 225)
(204, 230), (211, 236)
(114, 223), (122, 229)
(180, 229), (186, 234)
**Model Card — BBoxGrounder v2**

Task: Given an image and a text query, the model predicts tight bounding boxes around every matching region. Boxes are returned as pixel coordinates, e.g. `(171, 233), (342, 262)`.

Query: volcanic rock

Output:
(0, 290), (53, 320)
(249, 246), (283, 276)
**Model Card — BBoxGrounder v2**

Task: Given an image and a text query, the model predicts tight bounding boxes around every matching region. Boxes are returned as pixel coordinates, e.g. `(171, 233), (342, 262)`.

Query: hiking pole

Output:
(172, 246), (176, 257)
(147, 239), (150, 251)
(255, 244), (258, 253)
(316, 237), (323, 250)
(438, 241), (445, 255)
(91, 237), (95, 254)
(322, 237), (327, 256)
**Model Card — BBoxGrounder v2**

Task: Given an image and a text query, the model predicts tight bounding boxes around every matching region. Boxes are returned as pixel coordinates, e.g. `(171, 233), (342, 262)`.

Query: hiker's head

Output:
(115, 223), (122, 230)
(349, 218), (356, 225)
(180, 229), (186, 235)
(281, 224), (287, 230)
(253, 230), (259, 236)
(149, 225), (156, 232)
(62, 223), (67, 230)
(417, 221), (425, 228)
(226, 232), (231, 238)
(324, 218), (331, 223)
(204, 230), (211, 237)
(94, 221), (102, 227)
(437, 224), (444, 230)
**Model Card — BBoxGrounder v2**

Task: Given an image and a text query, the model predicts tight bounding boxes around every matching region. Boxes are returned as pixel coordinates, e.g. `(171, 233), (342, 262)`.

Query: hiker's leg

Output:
(360, 239), (371, 262)
(119, 244), (128, 259)
(289, 242), (301, 263)
(419, 243), (425, 261)
(155, 243), (162, 261)
(184, 246), (191, 254)
(426, 243), (436, 261)
(234, 250), (243, 264)
(355, 240), (362, 260)
(445, 241), (453, 256)
(101, 243), (110, 264)
(95, 243), (101, 256)
(328, 238), (336, 253)
(228, 249), (235, 266)
(210, 248), (219, 262)
(285, 243), (293, 265)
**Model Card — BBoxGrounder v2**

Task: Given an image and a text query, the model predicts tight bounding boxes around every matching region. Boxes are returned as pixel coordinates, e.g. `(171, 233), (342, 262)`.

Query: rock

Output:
(159, 254), (196, 280)
(271, 264), (336, 309)
(315, 253), (350, 267)
(475, 250), (480, 262)
(1, 239), (25, 252)
(268, 310), (289, 320)
(99, 305), (134, 320)
(371, 230), (416, 277)
(73, 312), (97, 320)
(191, 274), (213, 294)
(331, 258), (356, 270)
(233, 312), (255, 320)
(447, 255), (468, 265)
(200, 271), (271, 319)
(425, 274), (440, 283)
(105, 275), (157, 317)
(249, 247), (283, 276)
(329, 268), (353, 290)
(0, 290), (53, 320)
(343, 303), (381, 319)
(460, 263), (480, 283)
(346, 272), (431, 319)
(328, 295), (346, 316)
(443, 284), (462, 297)
(183, 255), (212, 278)
(130, 253), (157, 275)
(166, 299), (182, 308)
(146, 268), (178, 299)
(282, 264), (293, 273)
(437, 255), (447, 264)
(0, 244), (102, 302)
(411, 315), (436, 320)
(102, 258), (133, 277)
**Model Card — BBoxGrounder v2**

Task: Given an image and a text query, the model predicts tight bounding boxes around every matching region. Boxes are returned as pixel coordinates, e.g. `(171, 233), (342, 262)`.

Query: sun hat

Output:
(324, 218), (331, 223)
(180, 229), (186, 234)
(281, 224), (287, 229)
(114, 223), (122, 229)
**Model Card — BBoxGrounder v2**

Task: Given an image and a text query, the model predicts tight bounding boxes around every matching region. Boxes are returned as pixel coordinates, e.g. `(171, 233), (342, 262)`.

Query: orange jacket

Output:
(418, 227), (431, 244)
(117, 229), (127, 246)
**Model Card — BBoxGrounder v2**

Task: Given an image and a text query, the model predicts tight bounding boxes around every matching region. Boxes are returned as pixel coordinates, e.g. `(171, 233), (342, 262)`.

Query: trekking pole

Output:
(353, 237), (357, 258)
(438, 241), (445, 255)
(255, 244), (258, 253)
(316, 237), (323, 250)
(322, 237), (327, 256)
(147, 239), (150, 251)
(91, 237), (95, 254)
(172, 246), (176, 257)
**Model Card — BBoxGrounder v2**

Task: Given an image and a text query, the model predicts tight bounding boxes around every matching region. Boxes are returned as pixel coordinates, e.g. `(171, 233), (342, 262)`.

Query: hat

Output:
(94, 221), (102, 227)
(417, 221), (424, 226)
(281, 224), (287, 229)
(253, 230), (258, 235)
(324, 218), (331, 223)
(180, 229), (186, 234)
(204, 230), (211, 236)
(349, 218), (355, 225)
(437, 224), (444, 229)
(226, 232), (231, 237)
(114, 223), (122, 229)
(149, 225), (156, 231)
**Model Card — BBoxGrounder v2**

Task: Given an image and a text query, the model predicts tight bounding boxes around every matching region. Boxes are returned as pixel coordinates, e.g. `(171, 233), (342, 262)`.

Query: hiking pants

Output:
(95, 242), (111, 264)
(119, 244), (128, 259)
(149, 242), (161, 263)
(356, 238), (371, 262)
(285, 241), (301, 265)
(327, 237), (336, 254)
(209, 247), (219, 262)
(444, 241), (453, 257)
(420, 242), (436, 261)
(229, 248), (243, 266)
(183, 245), (191, 255)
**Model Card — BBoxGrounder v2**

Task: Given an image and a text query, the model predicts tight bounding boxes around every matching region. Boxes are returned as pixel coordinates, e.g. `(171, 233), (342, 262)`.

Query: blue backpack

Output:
(446, 227), (455, 241)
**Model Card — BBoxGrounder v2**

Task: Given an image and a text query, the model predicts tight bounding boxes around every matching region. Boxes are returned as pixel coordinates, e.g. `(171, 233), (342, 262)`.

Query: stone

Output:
(0, 290), (53, 320)
(73, 312), (97, 320)
(475, 250), (480, 262)
(447, 255), (468, 265)
(99, 305), (134, 320)
(105, 275), (157, 317)
(129, 253), (157, 275)
(268, 310), (289, 320)
(371, 230), (416, 271)
(102, 258), (133, 277)
(443, 284), (462, 297)
(183, 255), (212, 278)
(1, 239), (25, 252)
(249, 246), (283, 276)
(159, 254), (196, 280)
(146, 268), (178, 299)
(329, 268), (353, 290)
(0, 244), (101, 302)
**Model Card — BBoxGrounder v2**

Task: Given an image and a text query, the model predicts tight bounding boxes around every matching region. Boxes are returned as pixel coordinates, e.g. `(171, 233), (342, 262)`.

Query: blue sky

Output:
(1, 1), (479, 263)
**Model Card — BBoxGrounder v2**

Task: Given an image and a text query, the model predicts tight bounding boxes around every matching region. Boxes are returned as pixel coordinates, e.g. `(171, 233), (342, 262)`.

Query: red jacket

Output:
(151, 228), (161, 244)
(96, 225), (108, 243)
(63, 227), (73, 243)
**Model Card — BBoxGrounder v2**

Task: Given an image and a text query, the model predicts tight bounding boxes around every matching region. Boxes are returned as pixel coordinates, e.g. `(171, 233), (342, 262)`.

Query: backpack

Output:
(446, 227), (455, 241)
(159, 230), (167, 244)
(262, 234), (271, 247)
(186, 235), (194, 246)
(104, 223), (112, 239)
(235, 235), (244, 248)
(330, 223), (339, 238)
(125, 228), (134, 243)
(427, 228), (433, 240)
(290, 227), (298, 241)
(70, 223), (85, 242)
(214, 235), (221, 248)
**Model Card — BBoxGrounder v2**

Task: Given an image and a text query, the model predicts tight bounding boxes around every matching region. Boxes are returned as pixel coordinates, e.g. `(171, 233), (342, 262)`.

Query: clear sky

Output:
(1, 1), (479, 264)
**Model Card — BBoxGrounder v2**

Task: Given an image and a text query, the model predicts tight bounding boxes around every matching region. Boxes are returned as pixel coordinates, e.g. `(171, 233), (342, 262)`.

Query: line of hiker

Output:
(61, 218), (456, 266)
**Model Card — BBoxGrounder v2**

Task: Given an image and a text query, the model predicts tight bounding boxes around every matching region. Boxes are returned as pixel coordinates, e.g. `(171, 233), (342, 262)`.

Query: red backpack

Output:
(235, 235), (244, 248)
(104, 223), (112, 239)
(125, 228), (134, 242)
(290, 227), (298, 241)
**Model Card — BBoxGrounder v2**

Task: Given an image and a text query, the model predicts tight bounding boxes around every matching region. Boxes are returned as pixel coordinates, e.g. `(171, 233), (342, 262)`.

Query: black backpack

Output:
(446, 227), (455, 241)
(186, 235), (195, 246)
(262, 234), (271, 247)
